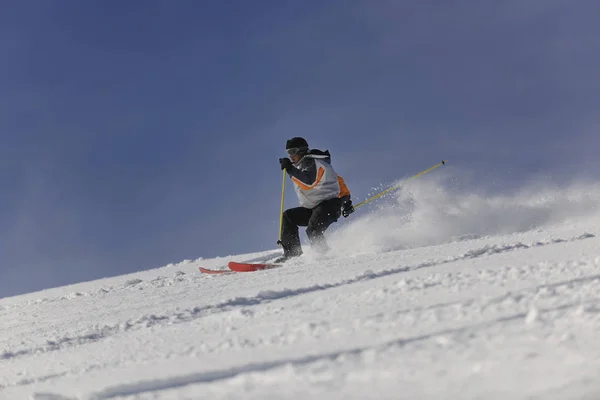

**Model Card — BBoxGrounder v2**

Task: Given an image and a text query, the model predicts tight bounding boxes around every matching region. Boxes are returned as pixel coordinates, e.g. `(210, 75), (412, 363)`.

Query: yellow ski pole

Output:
(277, 168), (287, 247)
(355, 160), (447, 210)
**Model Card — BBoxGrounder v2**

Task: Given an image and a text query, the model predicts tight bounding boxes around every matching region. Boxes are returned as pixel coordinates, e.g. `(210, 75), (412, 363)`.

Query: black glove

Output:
(341, 199), (354, 217)
(279, 158), (293, 170)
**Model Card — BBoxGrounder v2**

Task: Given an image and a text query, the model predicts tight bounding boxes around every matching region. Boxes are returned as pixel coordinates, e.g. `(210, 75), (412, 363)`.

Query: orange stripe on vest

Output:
(292, 166), (325, 190)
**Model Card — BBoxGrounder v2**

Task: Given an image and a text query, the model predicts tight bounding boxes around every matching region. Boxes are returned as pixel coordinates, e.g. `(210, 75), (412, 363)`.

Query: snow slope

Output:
(2, 180), (600, 399)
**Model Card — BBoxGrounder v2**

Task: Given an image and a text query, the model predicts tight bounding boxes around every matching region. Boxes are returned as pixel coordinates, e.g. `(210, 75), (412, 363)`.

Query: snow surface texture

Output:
(2, 178), (600, 399)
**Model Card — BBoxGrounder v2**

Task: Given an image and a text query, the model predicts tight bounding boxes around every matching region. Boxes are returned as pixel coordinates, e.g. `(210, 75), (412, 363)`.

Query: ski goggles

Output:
(286, 147), (308, 156)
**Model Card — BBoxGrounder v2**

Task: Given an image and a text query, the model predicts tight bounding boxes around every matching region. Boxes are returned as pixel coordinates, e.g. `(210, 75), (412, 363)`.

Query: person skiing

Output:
(276, 137), (354, 262)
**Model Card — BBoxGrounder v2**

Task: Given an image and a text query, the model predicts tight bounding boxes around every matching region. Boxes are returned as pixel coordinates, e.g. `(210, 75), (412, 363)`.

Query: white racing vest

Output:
(290, 154), (340, 209)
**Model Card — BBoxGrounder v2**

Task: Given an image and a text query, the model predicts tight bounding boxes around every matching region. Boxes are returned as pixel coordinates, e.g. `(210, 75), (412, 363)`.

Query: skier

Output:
(276, 137), (354, 263)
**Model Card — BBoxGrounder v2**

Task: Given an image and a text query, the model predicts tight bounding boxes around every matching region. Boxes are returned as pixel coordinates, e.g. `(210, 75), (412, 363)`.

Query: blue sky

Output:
(1, 0), (599, 297)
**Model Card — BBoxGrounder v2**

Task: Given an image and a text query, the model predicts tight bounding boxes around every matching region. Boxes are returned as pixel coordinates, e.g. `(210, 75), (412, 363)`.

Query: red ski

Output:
(200, 262), (283, 275)
(199, 267), (236, 275)
(228, 261), (282, 272)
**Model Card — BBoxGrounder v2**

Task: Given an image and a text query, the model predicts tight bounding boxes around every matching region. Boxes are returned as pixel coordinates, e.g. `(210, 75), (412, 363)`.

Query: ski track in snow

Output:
(0, 233), (593, 363)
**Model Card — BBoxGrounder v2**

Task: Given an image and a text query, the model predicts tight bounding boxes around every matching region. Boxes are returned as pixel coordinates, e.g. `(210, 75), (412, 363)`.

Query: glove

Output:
(279, 158), (293, 170)
(341, 199), (354, 218)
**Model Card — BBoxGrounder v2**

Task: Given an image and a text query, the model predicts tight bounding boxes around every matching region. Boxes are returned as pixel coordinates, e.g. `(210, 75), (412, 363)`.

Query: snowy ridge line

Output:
(0, 252), (282, 311)
(0, 233), (593, 362)
(38, 294), (600, 400)
(0, 272), (193, 312)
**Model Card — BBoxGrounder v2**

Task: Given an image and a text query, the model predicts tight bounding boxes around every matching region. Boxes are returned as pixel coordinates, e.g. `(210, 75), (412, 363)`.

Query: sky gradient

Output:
(1, 0), (599, 297)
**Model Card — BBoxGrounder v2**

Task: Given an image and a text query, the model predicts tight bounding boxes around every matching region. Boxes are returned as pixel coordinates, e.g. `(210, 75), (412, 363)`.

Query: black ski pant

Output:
(280, 197), (342, 257)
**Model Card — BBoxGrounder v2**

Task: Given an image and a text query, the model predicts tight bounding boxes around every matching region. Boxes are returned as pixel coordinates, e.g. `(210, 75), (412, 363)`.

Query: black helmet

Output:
(286, 137), (309, 149)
